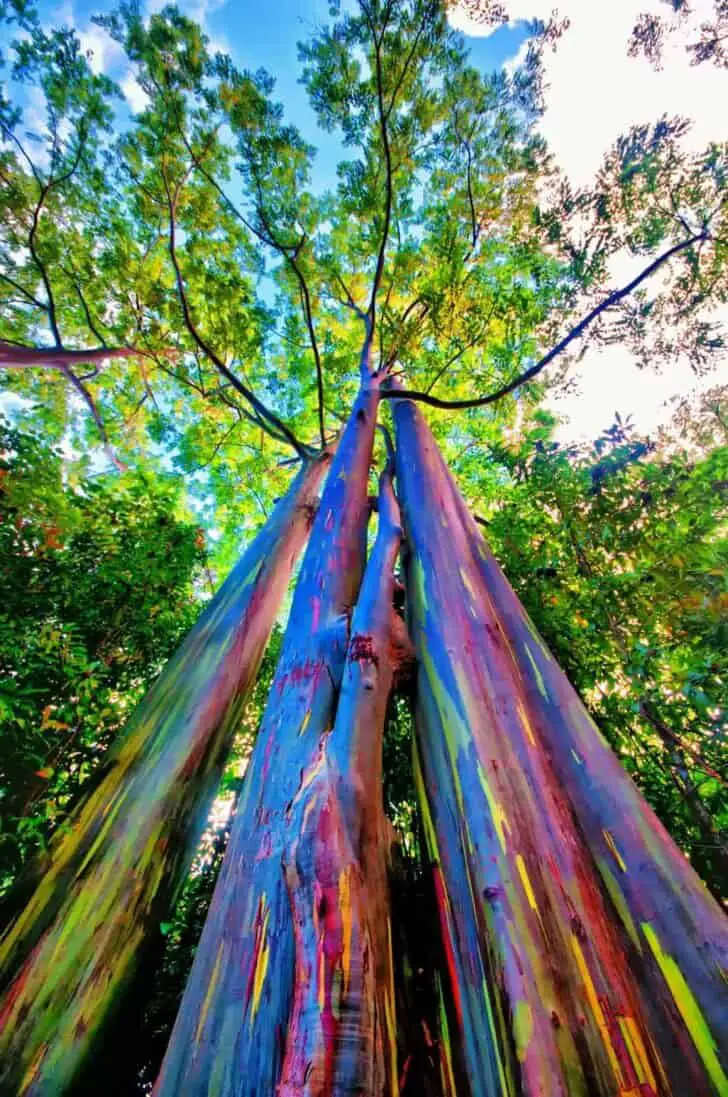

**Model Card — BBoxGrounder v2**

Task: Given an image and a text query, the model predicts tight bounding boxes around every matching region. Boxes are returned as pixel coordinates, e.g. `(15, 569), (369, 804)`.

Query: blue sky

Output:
(33, 0), (529, 193)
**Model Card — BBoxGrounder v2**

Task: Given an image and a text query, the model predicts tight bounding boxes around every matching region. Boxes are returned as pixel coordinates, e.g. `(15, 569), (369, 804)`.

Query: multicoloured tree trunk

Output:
(394, 395), (728, 1097)
(0, 454), (330, 1097)
(153, 381), (382, 1097)
(277, 461), (403, 1095)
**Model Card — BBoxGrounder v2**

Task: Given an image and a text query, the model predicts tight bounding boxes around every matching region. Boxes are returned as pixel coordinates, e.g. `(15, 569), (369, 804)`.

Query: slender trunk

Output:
(394, 396), (728, 1097)
(153, 382), (381, 1097)
(0, 341), (134, 368)
(0, 454), (330, 1097)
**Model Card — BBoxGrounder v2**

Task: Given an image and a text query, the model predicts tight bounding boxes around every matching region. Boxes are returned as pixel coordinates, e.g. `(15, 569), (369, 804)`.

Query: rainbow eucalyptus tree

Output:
(0, 451), (329, 1097)
(2, 2), (727, 1095)
(393, 394), (728, 1097)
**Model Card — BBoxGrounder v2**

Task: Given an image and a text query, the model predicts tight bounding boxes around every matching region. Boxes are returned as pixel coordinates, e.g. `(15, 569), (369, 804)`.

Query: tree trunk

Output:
(153, 381), (381, 1097)
(394, 395), (728, 1097)
(277, 462), (402, 1095)
(0, 454), (330, 1097)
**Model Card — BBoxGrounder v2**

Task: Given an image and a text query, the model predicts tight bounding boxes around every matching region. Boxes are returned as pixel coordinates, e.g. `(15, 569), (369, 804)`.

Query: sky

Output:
(450, 0), (728, 441)
(18, 0), (728, 443)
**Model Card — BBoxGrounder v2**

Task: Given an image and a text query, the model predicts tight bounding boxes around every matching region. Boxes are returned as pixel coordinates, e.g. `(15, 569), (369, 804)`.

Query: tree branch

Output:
(0, 342), (127, 468)
(331, 270), (367, 320)
(382, 233), (707, 410)
(180, 130), (327, 445)
(25, 129), (89, 348)
(62, 267), (109, 348)
(293, 262), (326, 449)
(0, 271), (46, 311)
(251, 194), (327, 448)
(193, 418), (242, 471)
(423, 336), (480, 394)
(161, 174), (312, 459)
(60, 364), (126, 471)
(382, 296), (429, 370)
(362, 2), (394, 374)
(0, 341), (135, 368)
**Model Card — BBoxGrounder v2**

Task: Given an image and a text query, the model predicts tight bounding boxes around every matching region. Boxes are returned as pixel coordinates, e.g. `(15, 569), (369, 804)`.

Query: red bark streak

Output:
(349, 634), (378, 665)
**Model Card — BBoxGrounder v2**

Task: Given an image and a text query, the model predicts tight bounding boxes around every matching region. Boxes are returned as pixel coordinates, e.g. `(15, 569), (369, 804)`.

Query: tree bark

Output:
(0, 454), (330, 1097)
(394, 395), (728, 1097)
(277, 462), (402, 1095)
(0, 341), (135, 368)
(153, 381), (381, 1097)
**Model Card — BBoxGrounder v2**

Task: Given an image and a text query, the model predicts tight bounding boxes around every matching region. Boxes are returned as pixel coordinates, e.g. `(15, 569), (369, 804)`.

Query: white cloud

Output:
(120, 72), (150, 114)
(77, 22), (126, 76)
(450, 0), (728, 186)
(449, 0), (728, 441)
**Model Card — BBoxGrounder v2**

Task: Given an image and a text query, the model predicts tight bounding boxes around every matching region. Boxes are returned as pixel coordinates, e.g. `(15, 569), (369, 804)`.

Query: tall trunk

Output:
(278, 462), (402, 1096)
(0, 454), (330, 1097)
(394, 396), (728, 1097)
(153, 382), (381, 1097)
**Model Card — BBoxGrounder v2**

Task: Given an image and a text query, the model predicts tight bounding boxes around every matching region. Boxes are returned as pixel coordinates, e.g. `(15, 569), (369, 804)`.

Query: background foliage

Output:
(0, 416), (205, 891)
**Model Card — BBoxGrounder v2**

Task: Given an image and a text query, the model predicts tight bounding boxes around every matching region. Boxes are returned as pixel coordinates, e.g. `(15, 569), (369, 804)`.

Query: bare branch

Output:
(382, 233), (707, 410)
(384, 10), (427, 121)
(381, 296), (429, 371)
(331, 270), (367, 320)
(180, 129), (327, 445)
(0, 119), (42, 184)
(253, 196), (327, 447)
(0, 341), (135, 369)
(25, 129), (90, 348)
(1, 341), (126, 468)
(60, 364), (126, 471)
(293, 263), (326, 449)
(193, 418), (241, 471)
(454, 117), (480, 255)
(28, 184), (63, 346)
(62, 267), (109, 348)
(362, 2), (394, 370)
(424, 336), (480, 394)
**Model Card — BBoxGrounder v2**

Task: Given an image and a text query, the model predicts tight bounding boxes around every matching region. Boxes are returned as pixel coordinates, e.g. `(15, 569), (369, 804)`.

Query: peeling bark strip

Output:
(394, 396), (728, 1097)
(154, 382), (381, 1097)
(0, 455), (330, 1097)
